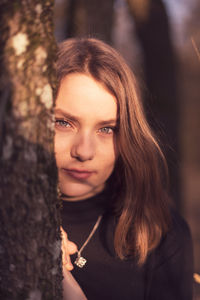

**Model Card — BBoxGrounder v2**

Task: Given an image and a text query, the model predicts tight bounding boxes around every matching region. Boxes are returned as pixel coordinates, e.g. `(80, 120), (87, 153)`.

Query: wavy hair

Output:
(56, 38), (171, 264)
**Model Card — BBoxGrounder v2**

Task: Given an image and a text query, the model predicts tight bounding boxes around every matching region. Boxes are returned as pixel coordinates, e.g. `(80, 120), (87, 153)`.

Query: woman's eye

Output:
(99, 127), (115, 134)
(55, 119), (71, 128)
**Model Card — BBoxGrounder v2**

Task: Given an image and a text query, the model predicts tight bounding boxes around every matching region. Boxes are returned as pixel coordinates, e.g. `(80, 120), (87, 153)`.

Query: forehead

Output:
(55, 73), (117, 123)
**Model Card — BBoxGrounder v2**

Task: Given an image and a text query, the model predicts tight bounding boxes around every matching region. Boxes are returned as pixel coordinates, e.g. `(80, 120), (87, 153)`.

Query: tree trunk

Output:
(0, 1), (62, 299)
(127, 0), (180, 205)
(65, 0), (115, 43)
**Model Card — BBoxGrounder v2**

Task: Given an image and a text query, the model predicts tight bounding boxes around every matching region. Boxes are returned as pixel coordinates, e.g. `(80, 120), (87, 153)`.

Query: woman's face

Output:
(54, 73), (118, 201)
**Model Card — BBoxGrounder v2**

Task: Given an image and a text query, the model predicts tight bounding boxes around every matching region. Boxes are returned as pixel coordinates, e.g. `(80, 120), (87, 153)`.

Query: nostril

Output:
(72, 150), (94, 162)
(71, 135), (95, 161)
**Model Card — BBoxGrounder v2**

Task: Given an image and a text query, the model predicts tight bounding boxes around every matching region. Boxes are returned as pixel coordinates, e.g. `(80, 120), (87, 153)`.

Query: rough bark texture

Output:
(0, 1), (62, 299)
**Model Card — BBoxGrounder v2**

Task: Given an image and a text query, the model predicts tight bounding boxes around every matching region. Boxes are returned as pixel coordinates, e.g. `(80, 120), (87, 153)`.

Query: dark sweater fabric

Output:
(61, 193), (193, 300)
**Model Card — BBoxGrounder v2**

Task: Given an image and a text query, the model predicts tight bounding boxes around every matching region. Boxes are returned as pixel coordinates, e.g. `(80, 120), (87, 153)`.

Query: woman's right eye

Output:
(55, 119), (72, 128)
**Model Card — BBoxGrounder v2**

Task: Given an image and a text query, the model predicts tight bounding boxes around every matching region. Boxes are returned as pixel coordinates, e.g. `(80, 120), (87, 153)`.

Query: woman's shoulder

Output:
(169, 207), (192, 244)
(145, 208), (194, 300)
(150, 207), (193, 269)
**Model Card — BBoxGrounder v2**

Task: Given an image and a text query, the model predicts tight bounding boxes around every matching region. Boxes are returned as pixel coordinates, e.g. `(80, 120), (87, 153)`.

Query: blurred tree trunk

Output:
(127, 0), (180, 205)
(65, 0), (115, 43)
(0, 1), (62, 299)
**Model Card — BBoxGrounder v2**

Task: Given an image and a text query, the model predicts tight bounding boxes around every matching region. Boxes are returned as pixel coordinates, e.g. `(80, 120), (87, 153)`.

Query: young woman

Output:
(54, 38), (193, 300)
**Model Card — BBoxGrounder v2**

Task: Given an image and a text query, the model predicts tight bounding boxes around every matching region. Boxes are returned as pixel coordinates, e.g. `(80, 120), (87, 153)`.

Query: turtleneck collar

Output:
(61, 190), (113, 223)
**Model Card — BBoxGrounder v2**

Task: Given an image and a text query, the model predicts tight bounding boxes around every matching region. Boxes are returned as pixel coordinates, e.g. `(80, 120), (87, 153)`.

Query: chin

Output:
(59, 182), (96, 199)
(59, 179), (106, 200)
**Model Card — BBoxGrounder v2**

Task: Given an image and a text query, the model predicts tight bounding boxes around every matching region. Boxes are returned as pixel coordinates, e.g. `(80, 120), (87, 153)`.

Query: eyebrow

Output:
(54, 108), (117, 126)
(54, 108), (79, 123)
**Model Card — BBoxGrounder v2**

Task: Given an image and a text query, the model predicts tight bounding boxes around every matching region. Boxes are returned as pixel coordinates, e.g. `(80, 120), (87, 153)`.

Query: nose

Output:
(71, 132), (95, 162)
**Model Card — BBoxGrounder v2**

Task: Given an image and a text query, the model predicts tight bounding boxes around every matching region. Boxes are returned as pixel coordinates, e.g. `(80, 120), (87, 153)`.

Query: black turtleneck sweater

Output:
(61, 193), (193, 300)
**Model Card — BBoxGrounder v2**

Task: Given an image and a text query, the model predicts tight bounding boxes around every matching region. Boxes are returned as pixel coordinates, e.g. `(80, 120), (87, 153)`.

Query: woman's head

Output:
(55, 38), (170, 264)
(55, 72), (118, 201)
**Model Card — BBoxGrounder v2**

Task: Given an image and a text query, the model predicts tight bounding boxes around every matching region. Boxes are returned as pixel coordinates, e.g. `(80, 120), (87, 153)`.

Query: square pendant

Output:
(74, 256), (87, 268)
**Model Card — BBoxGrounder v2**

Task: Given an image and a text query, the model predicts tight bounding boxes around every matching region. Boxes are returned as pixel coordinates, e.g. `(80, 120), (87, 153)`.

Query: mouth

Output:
(63, 168), (94, 180)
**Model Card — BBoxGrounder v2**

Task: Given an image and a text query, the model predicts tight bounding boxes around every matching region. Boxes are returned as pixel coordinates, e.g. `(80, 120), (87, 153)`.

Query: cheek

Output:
(98, 145), (116, 174)
(54, 133), (71, 155)
(54, 135), (70, 169)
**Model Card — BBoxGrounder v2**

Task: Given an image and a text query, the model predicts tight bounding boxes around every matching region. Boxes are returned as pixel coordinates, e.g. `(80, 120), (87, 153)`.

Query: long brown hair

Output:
(56, 38), (171, 265)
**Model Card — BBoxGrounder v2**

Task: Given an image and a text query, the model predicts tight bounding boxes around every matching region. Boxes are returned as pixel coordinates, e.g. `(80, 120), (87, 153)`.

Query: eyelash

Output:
(98, 127), (116, 135)
(55, 119), (116, 135)
(55, 119), (72, 128)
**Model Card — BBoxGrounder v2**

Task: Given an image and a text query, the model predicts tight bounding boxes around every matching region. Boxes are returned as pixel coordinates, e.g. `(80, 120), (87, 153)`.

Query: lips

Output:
(63, 169), (94, 180)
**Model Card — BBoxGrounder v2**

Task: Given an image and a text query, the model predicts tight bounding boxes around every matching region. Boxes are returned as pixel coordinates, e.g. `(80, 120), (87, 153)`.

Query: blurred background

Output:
(54, 0), (200, 298)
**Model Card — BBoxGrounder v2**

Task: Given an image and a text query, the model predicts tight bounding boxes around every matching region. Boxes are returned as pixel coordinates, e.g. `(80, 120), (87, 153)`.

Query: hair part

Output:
(56, 38), (171, 265)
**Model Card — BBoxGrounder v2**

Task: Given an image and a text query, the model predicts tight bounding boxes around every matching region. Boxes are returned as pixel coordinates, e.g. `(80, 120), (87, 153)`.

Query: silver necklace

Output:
(74, 215), (102, 268)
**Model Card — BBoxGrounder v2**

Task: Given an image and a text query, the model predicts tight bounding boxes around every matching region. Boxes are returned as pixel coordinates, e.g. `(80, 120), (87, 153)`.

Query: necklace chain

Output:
(74, 215), (102, 268)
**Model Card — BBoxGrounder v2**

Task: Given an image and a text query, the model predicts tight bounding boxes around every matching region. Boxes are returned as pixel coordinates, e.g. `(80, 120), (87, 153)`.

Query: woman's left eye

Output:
(55, 119), (71, 128)
(99, 127), (115, 134)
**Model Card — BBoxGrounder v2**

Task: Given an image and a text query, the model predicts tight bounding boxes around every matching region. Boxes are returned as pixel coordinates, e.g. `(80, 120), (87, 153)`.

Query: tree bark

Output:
(0, 1), (62, 299)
